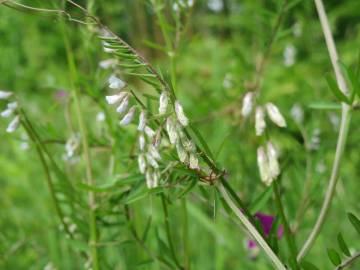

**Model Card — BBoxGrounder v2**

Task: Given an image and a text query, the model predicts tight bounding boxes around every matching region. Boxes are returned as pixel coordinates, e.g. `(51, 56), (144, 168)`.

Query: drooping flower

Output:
(174, 101), (189, 126)
(166, 117), (178, 144)
(148, 145), (161, 161)
(145, 170), (154, 189)
(119, 106), (136, 126)
(108, 75), (125, 89)
(1, 102), (18, 118)
(146, 153), (159, 168)
(6, 115), (20, 133)
(257, 146), (272, 186)
(116, 95), (129, 114)
(139, 134), (146, 151)
(106, 92), (127, 105)
(152, 171), (160, 188)
(144, 126), (156, 138)
(176, 142), (188, 163)
(138, 154), (146, 174)
(137, 110), (146, 131)
(0, 90), (12, 100)
(159, 92), (169, 115)
(267, 141), (280, 180)
(241, 92), (254, 118)
(255, 106), (266, 136)
(265, 103), (287, 128)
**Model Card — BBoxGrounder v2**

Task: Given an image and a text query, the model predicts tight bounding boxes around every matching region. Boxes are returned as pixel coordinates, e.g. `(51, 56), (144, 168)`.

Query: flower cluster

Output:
(0, 90), (20, 133)
(241, 92), (287, 186)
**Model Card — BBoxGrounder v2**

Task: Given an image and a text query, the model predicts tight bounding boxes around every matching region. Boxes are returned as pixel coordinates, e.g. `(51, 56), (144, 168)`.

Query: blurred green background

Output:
(0, 0), (359, 269)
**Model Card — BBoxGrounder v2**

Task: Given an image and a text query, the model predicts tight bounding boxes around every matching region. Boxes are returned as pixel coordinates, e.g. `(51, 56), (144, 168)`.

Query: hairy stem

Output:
(297, 0), (352, 261)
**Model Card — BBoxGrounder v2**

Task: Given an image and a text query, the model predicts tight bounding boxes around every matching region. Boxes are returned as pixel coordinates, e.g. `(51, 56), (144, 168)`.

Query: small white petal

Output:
(146, 170), (154, 189)
(7, 101), (18, 110)
(241, 92), (254, 118)
(290, 104), (304, 124)
(96, 112), (106, 122)
(106, 92), (126, 105)
(174, 100), (189, 126)
(108, 75), (125, 89)
(146, 153), (159, 168)
(6, 115), (20, 133)
(137, 110), (146, 131)
(0, 90), (12, 100)
(257, 146), (272, 186)
(1, 108), (14, 118)
(166, 117), (178, 144)
(119, 106), (136, 126)
(266, 103), (287, 128)
(189, 153), (199, 169)
(152, 172), (159, 188)
(176, 142), (188, 163)
(149, 145), (161, 161)
(255, 106), (266, 136)
(102, 41), (116, 53)
(144, 126), (156, 138)
(116, 95), (129, 113)
(138, 154), (146, 174)
(159, 92), (169, 115)
(99, 58), (118, 69)
(267, 141), (280, 180)
(139, 134), (146, 151)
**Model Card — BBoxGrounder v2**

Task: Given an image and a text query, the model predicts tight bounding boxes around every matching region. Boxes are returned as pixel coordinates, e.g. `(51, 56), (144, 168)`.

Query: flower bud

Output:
(242, 92), (254, 118)
(119, 106), (136, 126)
(189, 153), (199, 169)
(106, 92), (126, 105)
(166, 117), (178, 144)
(159, 92), (169, 115)
(267, 141), (280, 179)
(6, 115), (20, 133)
(0, 90), (12, 100)
(146, 170), (154, 189)
(255, 106), (266, 136)
(139, 134), (146, 151)
(174, 100), (189, 126)
(137, 110), (146, 131)
(290, 104), (304, 124)
(152, 171), (160, 188)
(116, 95), (129, 114)
(144, 126), (156, 138)
(108, 75), (125, 89)
(138, 154), (146, 174)
(257, 146), (272, 186)
(176, 142), (188, 163)
(266, 103), (287, 127)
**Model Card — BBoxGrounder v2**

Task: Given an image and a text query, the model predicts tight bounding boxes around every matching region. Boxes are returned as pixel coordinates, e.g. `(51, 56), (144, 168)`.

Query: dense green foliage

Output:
(0, 0), (359, 269)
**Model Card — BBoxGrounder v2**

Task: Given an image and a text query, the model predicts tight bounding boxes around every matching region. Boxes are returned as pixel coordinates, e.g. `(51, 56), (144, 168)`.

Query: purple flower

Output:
(54, 90), (69, 102)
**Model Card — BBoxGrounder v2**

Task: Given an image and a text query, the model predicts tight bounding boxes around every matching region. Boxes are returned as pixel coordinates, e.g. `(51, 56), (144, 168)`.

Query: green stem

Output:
(273, 181), (299, 269)
(181, 198), (190, 270)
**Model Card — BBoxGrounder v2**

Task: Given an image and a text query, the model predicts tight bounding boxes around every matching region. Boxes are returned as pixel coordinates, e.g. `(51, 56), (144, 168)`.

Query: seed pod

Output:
(176, 142), (188, 163)
(138, 154), (146, 174)
(166, 117), (178, 144)
(116, 95), (129, 114)
(6, 115), (20, 133)
(146, 153), (159, 168)
(144, 126), (156, 138)
(257, 146), (272, 186)
(189, 153), (199, 169)
(0, 90), (12, 100)
(119, 106), (136, 126)
(106, 92), (126, 105)
(159, 92), (169, 115)
(267, 141), (280, 179)
(149, 145), (161, 161)
(255, 106), (266, 136)
(174, 100), (189, 126)
(108, 74), (126, 89)
(266, 103), (287, 128)
(137, 110), (146, 131)
(242, 92), (254, 118)
(139, 134), (146, 151)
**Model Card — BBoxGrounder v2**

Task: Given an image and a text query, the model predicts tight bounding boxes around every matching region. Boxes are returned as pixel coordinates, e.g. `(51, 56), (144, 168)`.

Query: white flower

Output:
(96, 112), (105, 122)
(144, 126), (156, 138)
(108, 75), (125, 89)
(257, 146), (272, 186)
(7, 101), (18, 110)
(102, 41), (116, 53)
(242, 92), (254, 118)
(267, 141), (280, 180)
(166, 117), (178, 144)
(1, 102), (18, 118)
(266, 103), (287, 127)
(149, 145), (161, 161)
(106, 92), (127, 105)
(146, 170), (154, 189)
(139, 134), (146, 151)
(137, 110), (146, 131)
(176, 142), (188, 163)
(255, 106), (266, 136)
(208, 0), (223, 12)
(159, 92), (169, 115)
(0, 90), (12, 100)
(119, 106), (136, 126)
(283, 44), (296, 67)
(174, 100), (189, 126)
(290, 104), (304, 124)
(138, 154), (146, 174)
(116, 95), (129, 113)
(6, 115), (20, 133)
(146, 153), (159, 168)
(152, 172), (159, 188)
(99, 58), (118, 69)
(189, 153), (199, 169)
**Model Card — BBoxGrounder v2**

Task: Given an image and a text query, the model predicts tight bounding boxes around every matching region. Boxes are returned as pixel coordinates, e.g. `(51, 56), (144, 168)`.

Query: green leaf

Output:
(307, 101), (341, 110)
(327, 248), (342, 266)
(177, 178), (197, 199)
(325, 74), (350, 104)
(249, 187), (273, 215)
(141, 217), (152, 242)
(337, 233), (351, 257)
(348, 212), (360, 234)
(300, 260), (320, 270)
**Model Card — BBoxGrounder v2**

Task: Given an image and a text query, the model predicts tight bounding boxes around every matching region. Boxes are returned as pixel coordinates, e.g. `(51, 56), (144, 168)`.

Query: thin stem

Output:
(181, 198), (190, 270)
(273, 181), (299, 269)
(297, 0), (352, 261)
(335, 251), (360, 270)
(61, 20), (99, 269)
(161, 194), (184, 270)
(219, 184), (287, 270)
